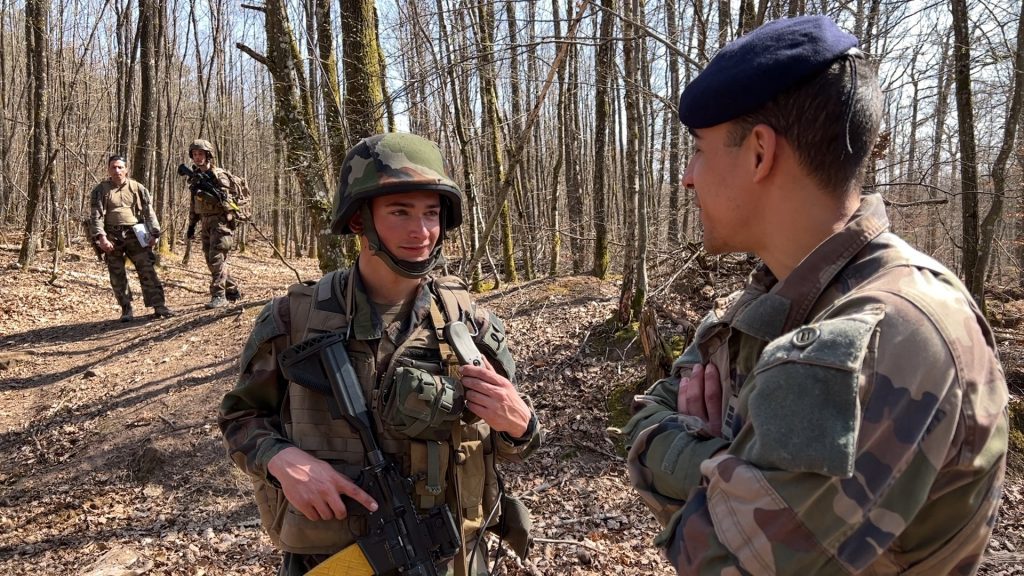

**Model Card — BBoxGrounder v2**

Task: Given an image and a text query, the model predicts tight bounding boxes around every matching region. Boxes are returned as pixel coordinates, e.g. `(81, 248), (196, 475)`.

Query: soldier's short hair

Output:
(108, 155), (126, 166)
(725, 53), (883, 196)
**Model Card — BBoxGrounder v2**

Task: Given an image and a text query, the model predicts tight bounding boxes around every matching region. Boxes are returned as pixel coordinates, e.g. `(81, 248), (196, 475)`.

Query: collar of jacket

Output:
(728, 193), (890, 342)
(346, 265), (434, 342)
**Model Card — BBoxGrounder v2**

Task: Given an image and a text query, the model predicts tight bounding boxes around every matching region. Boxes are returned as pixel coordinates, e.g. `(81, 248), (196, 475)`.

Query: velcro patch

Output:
(746, 307), (884, 477)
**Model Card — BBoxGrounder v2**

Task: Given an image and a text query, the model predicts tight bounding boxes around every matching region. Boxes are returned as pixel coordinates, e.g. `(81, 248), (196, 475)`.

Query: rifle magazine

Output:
(305, 544), (374, 576)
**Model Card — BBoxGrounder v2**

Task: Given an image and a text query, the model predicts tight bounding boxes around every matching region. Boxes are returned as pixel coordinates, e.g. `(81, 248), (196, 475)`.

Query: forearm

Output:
(494, 401), (542, 462)
(219, 404), (294, 479)
(219, 332), (292, 479)
(139, 186), (161, 235)
(88, 189), (106, 238)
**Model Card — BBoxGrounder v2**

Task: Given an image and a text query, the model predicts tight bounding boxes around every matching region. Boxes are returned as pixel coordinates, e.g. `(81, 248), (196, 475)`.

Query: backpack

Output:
(222, 170), (252, 220)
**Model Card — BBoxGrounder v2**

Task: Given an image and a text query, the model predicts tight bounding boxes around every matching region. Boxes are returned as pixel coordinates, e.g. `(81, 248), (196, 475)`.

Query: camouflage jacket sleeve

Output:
(88, 183), (107, 239)
(620, 307), (713, 448)
(218, 298), (295, 480)
(631, 288), (1007, 574)
(187, 184), (199, 224)
(135, 181), (161, 236)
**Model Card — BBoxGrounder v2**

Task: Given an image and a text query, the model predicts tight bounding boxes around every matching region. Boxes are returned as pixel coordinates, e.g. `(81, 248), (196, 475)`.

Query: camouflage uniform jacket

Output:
(88, 178), (161, 239)
(219, 267), (541, 558)
(624, 193), (1008, 575)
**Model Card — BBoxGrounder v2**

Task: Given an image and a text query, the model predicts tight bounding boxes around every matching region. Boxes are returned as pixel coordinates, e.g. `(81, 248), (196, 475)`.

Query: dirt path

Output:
(1, 243), (1022, 575)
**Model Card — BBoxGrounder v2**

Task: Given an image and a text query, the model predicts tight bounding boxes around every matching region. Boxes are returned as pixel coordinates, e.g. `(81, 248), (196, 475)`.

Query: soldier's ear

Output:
(349, 212), (364, 235)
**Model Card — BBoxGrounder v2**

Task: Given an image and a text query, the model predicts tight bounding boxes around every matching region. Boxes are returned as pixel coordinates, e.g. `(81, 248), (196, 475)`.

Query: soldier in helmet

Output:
(88, 154), (175, 322)
(184, 138), (242, 308)
(621, 16), (1007, 574)
(219, 133), (542, 576)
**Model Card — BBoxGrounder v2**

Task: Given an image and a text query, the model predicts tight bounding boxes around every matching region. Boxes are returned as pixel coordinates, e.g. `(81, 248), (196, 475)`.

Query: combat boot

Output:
(119, 304), (134, 323)
(153, 305), (176, 318)
(205, 295), (227, 309)
(226, 287), (242, 302)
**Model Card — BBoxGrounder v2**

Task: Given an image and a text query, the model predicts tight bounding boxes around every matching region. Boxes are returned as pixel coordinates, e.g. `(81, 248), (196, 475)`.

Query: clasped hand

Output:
(678, 363), (724, 437)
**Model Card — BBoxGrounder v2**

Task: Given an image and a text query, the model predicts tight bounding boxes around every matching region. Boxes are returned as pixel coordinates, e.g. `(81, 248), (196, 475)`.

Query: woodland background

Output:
(2, 0), (1024, 574)
(0, 0), (1021, 317)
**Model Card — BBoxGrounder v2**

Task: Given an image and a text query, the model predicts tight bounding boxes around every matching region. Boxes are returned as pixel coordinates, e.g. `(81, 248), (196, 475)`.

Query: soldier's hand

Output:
(678, 363), (723, 436)
(186, 222), (197, 240)
(97, 236), (114, 253)
(460, 358), (532, 437)
(268, 446), (378, 521)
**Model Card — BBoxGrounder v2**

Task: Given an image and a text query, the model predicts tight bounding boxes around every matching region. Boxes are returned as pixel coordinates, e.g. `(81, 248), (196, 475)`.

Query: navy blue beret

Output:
(679, 16), (858, 128)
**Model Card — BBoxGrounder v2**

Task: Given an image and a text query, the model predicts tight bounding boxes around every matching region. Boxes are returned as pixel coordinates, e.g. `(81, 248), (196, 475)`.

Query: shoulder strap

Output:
(433, 275), (475, 326)
(288, 269), (353, 342)
(429, 275), (477, 379)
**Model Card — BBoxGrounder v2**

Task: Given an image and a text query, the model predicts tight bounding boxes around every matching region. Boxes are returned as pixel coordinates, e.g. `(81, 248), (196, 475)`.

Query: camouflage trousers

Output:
(104, 226), (166, 308)
(198, 213), (239, 298)
(278, 537), (490, 576)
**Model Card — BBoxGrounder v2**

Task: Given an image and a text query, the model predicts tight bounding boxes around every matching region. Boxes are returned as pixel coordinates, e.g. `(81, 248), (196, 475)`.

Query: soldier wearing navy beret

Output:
(623, 15), (1007, 574)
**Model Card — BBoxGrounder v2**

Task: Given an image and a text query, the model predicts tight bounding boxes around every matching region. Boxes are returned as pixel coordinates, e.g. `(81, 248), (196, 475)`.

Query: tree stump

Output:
(639, 307), (672, 388)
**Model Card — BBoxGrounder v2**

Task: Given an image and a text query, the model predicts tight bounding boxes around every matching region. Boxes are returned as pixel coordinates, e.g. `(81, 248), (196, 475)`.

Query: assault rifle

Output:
(278, 332), (462, 576)
(177, 163), (226, 204)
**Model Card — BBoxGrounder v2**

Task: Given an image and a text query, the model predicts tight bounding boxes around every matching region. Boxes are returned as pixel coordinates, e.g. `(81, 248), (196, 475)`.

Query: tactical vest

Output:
(192, 167), (230, 216)
(256, 269), (505, 560)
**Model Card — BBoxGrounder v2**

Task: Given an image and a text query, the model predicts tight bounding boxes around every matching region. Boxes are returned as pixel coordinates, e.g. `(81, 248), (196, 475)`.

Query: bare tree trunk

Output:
(928, 28), (951, 256)
(591, 0), (614, 279)
(950, 0), (983, 306)
(717, 0), (731, 48)
(0, 3), (11, 222)
(18, 0), (49, 268)
(562, 9), (584, 274)
(474, 0), (516, 283)
(239, 0), (338, 272)
(133, 0), (156, 187)
(316, 0), (345, 176)
(341, 0), (385, 138)
(737, 0), (755, 35)
(979, 1), (1024, 298)
(114, 0), (138, 155)
(618, 0), (642, 325)
(505, 0), (535, 281)
(666, 0), (681, 246)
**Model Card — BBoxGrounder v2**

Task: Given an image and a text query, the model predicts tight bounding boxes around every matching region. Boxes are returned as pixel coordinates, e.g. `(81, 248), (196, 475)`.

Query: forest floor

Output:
(2, 235), (1024, 575)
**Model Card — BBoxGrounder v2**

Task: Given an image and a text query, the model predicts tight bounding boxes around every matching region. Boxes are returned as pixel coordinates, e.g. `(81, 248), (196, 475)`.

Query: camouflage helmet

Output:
(331, 133), (463, 235)
(188, 139), (215, 158)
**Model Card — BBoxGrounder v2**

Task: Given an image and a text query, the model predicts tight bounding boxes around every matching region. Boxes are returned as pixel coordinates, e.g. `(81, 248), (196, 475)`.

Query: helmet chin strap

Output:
(359, 204), (445, 279)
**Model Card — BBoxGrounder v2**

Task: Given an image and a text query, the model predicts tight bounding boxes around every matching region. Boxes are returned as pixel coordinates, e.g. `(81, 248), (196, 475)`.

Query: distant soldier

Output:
(622, 16), (1008, 574)
(183, 139), (242, 308)
(89, 155), (175, 322)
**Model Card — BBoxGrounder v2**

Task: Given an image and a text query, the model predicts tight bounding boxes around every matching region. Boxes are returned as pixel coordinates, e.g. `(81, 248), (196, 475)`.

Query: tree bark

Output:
(978, 1), (1024, 307)
(18, 0), (49, 268)
(341, 0), (385, 139)
(133, 0), (156, 187)
(950, 0), (983, 305)
(239, 0), (338, 272)
(591, 0), (614, 279)
(474, 0), (517, 283)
